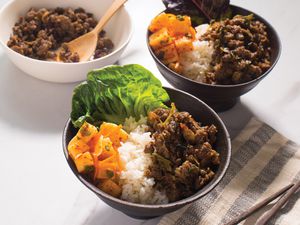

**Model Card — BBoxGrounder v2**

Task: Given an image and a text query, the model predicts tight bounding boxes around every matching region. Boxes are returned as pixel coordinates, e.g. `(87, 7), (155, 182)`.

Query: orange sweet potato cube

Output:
(175, 37), (194, 54)
(74, 152), (94, 174)
(168, 15), (192, 36)
(189, 27), (196, 40)
(95, 161), (118, 179)
(148, 13), (175, 33)
(149, 27), (173, 50)
(68, 138), (90, 161)
(98, 179), (122, 198)
(155, 43), (179, 64)
(77, 122), (98, 142)
(99, 122), (128, 148)
(168, 62), (183, 74)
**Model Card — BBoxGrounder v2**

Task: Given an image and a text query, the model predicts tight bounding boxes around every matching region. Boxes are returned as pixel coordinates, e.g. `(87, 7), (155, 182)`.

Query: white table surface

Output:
(0, 0), (299, 225)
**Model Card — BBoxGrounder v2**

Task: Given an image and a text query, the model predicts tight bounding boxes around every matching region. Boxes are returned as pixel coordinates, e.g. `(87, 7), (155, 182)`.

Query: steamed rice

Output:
(179, 24), (214, 82)
(118, 119), (168, 204)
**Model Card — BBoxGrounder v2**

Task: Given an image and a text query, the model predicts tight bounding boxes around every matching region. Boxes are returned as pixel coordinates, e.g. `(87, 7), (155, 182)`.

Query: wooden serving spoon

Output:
(56, 0), (127, 62)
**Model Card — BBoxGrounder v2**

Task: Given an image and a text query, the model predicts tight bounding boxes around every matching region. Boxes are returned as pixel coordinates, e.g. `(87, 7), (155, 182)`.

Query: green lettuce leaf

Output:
(71, 64), (170, 128)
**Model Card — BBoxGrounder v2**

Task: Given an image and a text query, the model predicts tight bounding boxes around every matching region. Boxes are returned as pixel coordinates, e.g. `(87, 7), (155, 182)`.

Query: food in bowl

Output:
(67, 64), (220, 204)
(148, 5), (271, 85)
(7, 7), (114, 62)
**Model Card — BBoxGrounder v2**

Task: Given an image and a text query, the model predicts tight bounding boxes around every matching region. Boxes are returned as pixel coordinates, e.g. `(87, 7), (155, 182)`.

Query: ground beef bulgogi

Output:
(145, 105), (220, 202)
(201, 14), (271, 84)
(7, 7), (114, 62)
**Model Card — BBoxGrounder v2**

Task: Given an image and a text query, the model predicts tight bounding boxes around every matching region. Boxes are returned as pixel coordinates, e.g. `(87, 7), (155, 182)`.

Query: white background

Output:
(0, 0), (299, 225)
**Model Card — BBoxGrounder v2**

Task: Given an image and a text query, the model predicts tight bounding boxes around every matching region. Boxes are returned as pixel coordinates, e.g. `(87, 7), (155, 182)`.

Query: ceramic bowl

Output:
(0, 0), (133, 83)
(147, 5), (281, 111)
(63, 87), (231, 219)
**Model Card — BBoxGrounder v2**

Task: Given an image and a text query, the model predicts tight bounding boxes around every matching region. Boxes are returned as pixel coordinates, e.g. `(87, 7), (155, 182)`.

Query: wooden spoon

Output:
(57, 0), (127, 62)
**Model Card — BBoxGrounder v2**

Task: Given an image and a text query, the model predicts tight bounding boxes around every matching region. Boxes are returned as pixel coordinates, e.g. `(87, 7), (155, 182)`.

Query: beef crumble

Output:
(201, 14), (271, 84)
(145, 105), (220, 202)
(7, 7), (114, 62)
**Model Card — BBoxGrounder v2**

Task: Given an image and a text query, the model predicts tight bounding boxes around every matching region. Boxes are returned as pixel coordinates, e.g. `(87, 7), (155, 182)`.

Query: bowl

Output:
(62, 87), (231, 219)
(147, 5), (281, 112)
(0, 0), (133, 83)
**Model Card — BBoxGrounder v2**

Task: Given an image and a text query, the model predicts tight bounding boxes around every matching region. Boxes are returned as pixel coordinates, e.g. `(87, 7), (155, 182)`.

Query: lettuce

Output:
(162, 0), (231, 24)
(71, 64), (170, 128)
(162, 0), (207, 26)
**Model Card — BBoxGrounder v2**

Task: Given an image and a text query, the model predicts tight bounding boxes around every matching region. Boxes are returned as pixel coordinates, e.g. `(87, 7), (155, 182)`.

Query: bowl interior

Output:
(147, 5), (281, 88)
(0, 0), (131, 55)
(63, 87), (231, 214)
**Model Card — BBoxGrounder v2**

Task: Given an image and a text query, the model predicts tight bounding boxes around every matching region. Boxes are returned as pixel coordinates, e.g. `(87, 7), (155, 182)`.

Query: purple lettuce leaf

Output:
(162, 0), (231, 24)
(162, 0), (207, 25)
(192, 0), (230, 20)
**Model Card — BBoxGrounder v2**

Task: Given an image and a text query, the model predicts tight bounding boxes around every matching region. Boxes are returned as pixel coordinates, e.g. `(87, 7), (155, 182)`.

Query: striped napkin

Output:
(158, 118), (300, 225)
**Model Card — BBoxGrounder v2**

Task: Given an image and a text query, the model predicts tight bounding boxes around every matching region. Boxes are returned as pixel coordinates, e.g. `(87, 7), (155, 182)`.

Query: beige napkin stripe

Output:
(249, 144), (300, 212)
(275, 172), (300, 225)
(219, 140), (298, 225)
(237, 147), (300, 225)
(279, 205), (300, 225)
(198, 133), (287, 225)
(158, 205), (189, 225)
(279, 196), (300, 225)
(231, 118), (262, 151)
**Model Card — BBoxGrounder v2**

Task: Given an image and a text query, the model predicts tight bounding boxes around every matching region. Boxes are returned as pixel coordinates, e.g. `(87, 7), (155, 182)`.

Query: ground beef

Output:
(7, 7), (114, 62)
(201, 14), (271, 84)
(145, 105), (220, 202)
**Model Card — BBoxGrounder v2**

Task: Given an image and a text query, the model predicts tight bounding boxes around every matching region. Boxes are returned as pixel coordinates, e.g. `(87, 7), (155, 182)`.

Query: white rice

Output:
(179, 24), (214, 82)
(118, 121), (168, 204)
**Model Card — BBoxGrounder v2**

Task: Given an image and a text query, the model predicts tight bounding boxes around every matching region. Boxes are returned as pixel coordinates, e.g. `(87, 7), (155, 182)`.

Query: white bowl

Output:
(0, 0), (133, 83)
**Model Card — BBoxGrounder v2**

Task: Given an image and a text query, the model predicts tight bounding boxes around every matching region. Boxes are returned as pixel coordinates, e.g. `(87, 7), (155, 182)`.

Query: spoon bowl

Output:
(57, 0), (127, 62)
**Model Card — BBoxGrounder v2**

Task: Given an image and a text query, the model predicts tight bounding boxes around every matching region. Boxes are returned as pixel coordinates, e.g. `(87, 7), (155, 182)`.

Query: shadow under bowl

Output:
(147, 5), (281, 112)
(62, 87), (231, 219)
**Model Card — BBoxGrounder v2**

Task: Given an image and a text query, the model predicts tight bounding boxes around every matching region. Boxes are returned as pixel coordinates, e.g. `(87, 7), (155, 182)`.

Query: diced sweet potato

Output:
(95, 161), (119, 179)
(168, 15), (192, 37)
(98, 179), (122, 198)
(155, 43), (179, 64)
(99, 122), (128, 148)
(149, 27), (173, 50)
(175, 37), (194, 54)
(148, 13), (175, 33)
(168, 62), (183, 74)
(77, 122), (98, 142)
(68, 137), (90, 161)
(97, 136), (115, 160)
(91, 135), (114, 158)
(74, 152), (94, 174)
(188, 27), (196, 40)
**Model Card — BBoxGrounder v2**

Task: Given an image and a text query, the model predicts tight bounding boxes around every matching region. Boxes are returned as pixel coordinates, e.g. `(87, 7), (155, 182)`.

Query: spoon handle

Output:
(94, 0), (128, 34)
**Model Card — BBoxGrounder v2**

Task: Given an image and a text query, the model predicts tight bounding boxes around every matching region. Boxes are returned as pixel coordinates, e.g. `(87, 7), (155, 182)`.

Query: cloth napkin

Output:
(158, 118), (300, 225)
